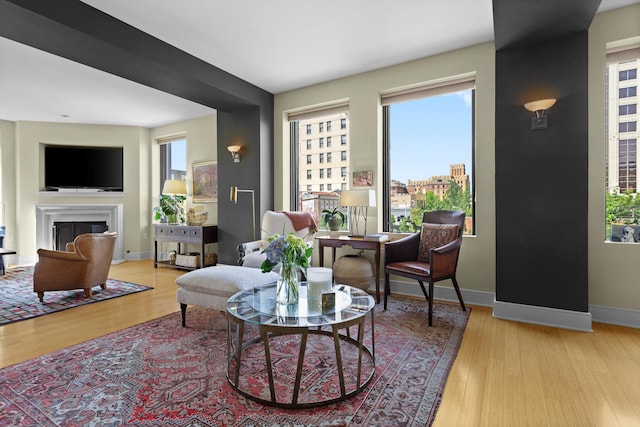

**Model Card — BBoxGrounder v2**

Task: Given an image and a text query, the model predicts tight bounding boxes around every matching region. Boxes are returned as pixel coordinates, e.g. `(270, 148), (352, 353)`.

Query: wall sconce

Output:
(524, 98), (556, 130)
(230, 186), (256, 240)
(227, 145), (242, 162)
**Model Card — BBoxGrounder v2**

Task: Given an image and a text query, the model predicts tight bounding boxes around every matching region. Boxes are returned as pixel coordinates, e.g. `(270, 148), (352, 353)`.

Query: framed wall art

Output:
(610, 224), (640, 243)
(192, 161), (218, 202)
(352, 170), (373, 187)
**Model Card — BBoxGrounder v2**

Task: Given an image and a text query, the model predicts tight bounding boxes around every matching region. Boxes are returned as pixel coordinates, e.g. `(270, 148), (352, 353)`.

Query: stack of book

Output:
(363, 233), (389, 242)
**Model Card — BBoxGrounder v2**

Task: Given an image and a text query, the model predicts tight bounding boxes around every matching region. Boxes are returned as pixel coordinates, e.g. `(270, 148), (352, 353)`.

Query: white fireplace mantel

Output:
(36, 204), (124, 261)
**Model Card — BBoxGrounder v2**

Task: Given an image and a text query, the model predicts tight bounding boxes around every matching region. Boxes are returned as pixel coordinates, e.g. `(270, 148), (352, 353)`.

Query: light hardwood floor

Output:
(1, 260), (639, 426)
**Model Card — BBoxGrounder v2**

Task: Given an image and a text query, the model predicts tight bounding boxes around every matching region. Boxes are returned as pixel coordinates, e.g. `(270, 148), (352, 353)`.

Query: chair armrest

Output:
(237, 239), (263, 265)
(37, 248), (87, 262)
(430, 237), (462, 279)
(384, 232), (420, 264)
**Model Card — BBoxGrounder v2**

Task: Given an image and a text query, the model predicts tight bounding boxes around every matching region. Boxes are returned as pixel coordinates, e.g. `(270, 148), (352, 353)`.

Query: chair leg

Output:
(37, 291), (44, 303)
(428, 280), (434, 326)
(451, 277), (466, 311)
(100, 283), (107, 290)
(383, 272), (389, 310)
(84, 288), (92, 298)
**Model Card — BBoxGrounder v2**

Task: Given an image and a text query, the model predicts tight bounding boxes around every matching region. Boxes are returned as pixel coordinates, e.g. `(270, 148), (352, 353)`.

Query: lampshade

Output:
(340, 189), (376, 207)
(162, 179), (187, 195)
(524, 98), (556, 112)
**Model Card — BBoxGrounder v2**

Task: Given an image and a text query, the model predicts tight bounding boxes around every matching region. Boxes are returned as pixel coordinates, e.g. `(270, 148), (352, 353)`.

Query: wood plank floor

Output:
(1, 260), (639, 426)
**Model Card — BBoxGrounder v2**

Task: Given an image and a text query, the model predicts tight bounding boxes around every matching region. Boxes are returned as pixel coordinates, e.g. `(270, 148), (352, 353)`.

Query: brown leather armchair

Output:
(384, 210), (466, 326)
(34, 232), (117, 302)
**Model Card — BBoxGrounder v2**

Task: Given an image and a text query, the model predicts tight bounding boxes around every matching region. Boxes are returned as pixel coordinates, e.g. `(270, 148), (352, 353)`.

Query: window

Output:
(341, 167), (347, 177)
(306, 124), (312, 134)
(605, 47), (639, 241)
(159, 136), (187, 186)
(341, 151), (347, 161)
(289, 104), (349, 210)
(306, 139), (312, 149)
(382, 77), (475, 234)
(341, 118), (346, 129)
(620, 121), (637, 132)
(620, 86), (637, 98)
(620, 69), (637, 81)
(327, 183), (332, 190)
(619, 104), (637, 115)
(341, 135), (347, 145)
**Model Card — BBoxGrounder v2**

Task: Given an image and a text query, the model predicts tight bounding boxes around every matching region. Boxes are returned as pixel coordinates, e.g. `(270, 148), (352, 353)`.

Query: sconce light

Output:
(524, 98), (556, 130)
(227, 145), (242, 162)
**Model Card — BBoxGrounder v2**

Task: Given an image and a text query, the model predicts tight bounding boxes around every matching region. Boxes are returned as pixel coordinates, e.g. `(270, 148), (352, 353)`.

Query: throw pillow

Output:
(417, 223), (459, 262)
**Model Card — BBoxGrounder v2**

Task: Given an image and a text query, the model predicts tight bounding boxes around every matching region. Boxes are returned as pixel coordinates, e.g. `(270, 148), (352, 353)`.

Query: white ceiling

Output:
(0, 0), (638, 127)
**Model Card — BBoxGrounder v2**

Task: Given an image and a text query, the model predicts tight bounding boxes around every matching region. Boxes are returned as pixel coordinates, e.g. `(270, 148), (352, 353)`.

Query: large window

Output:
(289, 104), (350, 229)
(382, 78), (475, 234)
(159, 136), (187, 186)
(605, 47), (640, 241)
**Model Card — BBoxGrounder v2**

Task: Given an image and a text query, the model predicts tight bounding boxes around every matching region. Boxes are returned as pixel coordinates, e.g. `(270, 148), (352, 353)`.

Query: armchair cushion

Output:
(417, 223), (459, 262)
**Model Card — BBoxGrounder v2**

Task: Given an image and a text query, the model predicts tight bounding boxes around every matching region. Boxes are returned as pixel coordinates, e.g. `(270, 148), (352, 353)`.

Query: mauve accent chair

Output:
(33, 232), (117, 302)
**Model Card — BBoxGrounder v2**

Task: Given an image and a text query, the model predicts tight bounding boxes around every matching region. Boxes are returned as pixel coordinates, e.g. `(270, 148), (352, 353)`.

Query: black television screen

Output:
(44, 145), (124, 191)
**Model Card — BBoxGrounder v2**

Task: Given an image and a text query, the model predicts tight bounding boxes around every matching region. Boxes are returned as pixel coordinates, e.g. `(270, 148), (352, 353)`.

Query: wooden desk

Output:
(0, 248), (16, 275)
(316, 236), (386, 303)
(154, 224), (217, 270)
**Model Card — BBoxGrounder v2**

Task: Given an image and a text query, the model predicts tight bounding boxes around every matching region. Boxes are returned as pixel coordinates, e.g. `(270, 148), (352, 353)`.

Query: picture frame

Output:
(610, 224), (640, 243)
(352, 170), (373, 187)
(192, 161), (218, 202)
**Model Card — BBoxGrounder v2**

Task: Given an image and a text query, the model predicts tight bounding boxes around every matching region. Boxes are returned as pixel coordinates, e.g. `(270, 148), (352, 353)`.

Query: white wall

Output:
(274, 42), (497, 298)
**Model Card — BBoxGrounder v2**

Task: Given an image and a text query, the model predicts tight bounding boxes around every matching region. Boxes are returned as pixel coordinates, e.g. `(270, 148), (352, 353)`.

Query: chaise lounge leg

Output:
(37, 291), (44, 303)
(180, 303), (187, 327)
(100, 283), (107, 290)
(84, 288), (92, 298)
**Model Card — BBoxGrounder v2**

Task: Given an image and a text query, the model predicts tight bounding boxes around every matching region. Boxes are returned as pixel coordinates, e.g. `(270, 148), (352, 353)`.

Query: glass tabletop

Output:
(227, 282), (375, 328)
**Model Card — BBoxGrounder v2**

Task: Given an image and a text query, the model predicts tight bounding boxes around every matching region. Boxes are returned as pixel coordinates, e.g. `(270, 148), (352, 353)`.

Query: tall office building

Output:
(606, 57), (638, 193)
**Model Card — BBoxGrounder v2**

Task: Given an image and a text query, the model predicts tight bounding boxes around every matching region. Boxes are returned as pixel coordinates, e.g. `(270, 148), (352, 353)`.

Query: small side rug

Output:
(0, 297), (469, 426)
(0, 266), (153, 326)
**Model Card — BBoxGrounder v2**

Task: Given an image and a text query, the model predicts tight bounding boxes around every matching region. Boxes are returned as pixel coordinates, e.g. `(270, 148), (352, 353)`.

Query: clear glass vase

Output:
(276, 262), (299, 305)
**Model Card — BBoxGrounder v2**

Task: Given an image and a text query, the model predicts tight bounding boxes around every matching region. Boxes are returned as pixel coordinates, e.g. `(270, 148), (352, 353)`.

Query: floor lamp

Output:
(230, 186), (256, 240)
(340, 189), (376, 237)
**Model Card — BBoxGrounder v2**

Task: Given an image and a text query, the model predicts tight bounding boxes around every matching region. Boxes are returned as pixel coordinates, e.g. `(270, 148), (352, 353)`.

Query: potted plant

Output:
(153, 194), (186, 224)
(322, 208), (345, 231)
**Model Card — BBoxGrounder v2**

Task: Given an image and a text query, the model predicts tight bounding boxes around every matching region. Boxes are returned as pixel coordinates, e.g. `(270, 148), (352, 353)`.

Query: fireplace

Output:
(36, 204), (124, 260)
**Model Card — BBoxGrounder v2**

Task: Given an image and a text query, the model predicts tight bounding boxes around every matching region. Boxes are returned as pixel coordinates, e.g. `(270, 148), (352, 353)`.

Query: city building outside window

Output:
(382, 77), (475, 234)
(605, 46), (639, 242)
(159, 136), (186, 187)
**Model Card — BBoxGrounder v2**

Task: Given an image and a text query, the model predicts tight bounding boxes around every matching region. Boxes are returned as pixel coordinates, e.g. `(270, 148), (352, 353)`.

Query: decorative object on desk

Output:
(261, 232), (313, 305)
(340, 189), (376, 236)
(230, 186), (256, 240)
(192, 160), (218, 202)
(352, 170), (373, 187)
(156, 180), (187, 223)
(186, 205), (208, 226)
(321, 207), (345, 231)
(364, 233), (389, 241)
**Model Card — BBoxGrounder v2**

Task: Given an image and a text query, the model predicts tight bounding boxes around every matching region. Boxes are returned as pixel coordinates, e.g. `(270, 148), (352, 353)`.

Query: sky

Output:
(389, 90), (473, 185)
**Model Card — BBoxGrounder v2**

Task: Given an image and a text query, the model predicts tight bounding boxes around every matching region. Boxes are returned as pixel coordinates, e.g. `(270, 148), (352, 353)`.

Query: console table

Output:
(316, 236), (385, 303)
(154, 224), (217, 270)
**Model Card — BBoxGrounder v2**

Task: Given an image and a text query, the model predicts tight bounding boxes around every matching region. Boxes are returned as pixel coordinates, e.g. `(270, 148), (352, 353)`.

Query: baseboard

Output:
(124, 251), (151, 261)
(589, 304), (640, 329)
(493, 299), (593, 332)
(382, 279), (495, 307)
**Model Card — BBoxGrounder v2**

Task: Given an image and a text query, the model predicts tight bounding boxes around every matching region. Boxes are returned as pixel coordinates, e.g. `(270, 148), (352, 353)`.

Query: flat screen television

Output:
(44, 145), (124, 192)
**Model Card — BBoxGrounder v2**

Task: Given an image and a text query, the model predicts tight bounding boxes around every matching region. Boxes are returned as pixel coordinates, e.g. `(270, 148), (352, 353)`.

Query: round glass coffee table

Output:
(226, 282), (375, 408)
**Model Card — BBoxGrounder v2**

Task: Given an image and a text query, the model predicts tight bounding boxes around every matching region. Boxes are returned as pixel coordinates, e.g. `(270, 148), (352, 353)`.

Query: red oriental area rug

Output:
(0, 297), (469, 426)
(0, 266), (153, 325)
